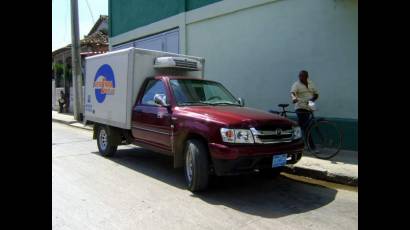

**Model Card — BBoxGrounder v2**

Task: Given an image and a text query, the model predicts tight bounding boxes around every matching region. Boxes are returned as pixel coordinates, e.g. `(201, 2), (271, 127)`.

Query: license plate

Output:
(272, 154), (287, 168)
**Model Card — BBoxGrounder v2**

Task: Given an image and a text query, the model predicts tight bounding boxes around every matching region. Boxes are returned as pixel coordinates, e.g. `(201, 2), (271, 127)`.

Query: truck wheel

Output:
(97, 126), (118, 157)
(184, 139), (209, 192)
(259, 167), (283, 179)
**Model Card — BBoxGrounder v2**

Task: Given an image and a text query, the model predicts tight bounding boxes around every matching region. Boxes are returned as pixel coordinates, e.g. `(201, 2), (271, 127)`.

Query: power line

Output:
(63, 0), (69, 43)
(84, 0), (95, 25)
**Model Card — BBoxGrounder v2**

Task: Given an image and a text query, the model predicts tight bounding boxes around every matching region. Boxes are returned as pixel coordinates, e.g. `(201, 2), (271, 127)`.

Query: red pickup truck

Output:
(85, 48), (303, 192)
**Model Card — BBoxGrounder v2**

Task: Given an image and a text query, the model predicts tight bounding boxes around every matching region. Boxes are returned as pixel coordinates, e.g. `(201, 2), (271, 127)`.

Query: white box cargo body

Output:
(84, 48), (205, 129)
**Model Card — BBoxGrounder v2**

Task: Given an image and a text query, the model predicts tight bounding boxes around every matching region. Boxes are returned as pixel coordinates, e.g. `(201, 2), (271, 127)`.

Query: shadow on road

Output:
(94, 147), (337, 219)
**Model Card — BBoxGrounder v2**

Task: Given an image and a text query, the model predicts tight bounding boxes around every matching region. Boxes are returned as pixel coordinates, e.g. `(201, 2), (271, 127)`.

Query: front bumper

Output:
(208, 140), (304, 176)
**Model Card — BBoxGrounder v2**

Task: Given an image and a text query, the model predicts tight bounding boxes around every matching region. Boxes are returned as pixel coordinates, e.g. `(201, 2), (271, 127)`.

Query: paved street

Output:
(52, 122), (358, 230)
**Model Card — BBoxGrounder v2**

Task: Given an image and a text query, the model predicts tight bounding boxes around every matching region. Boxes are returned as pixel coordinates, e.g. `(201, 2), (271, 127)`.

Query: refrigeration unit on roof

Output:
(154, 56), (202, 71)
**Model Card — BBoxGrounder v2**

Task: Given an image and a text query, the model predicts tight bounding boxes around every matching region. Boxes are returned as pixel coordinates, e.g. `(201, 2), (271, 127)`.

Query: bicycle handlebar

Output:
(271, 105), (314, 116)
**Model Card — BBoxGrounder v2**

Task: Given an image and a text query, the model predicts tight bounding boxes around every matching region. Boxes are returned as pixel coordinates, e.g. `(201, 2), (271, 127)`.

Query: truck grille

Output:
(174, 59), (198, 69)
(250, 127), (294, 144)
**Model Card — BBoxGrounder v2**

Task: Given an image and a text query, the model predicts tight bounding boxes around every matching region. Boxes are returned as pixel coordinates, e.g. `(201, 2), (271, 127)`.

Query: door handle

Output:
(134, 108), (142, 112)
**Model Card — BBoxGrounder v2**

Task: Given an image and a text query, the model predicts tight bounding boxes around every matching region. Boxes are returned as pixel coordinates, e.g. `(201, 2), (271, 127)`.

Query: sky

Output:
(52, 0), (108, 51)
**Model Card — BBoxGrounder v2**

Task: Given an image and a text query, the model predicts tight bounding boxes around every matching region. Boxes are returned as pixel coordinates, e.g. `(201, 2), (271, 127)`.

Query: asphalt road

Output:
(52, 122), (358, 230)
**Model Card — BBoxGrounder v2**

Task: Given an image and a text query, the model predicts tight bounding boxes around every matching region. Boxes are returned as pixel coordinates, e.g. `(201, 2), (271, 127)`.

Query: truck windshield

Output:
(170, 79), (240, 106)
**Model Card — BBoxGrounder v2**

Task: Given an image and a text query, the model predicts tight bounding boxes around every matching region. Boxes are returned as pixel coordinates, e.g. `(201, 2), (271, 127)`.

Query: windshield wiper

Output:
(178, 101), (213, 106)
(206, 102), (240, 106)
(178, 101), (240, 106)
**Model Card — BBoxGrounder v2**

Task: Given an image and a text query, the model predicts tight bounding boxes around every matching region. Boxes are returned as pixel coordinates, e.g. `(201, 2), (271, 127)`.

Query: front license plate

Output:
(272, 154), (287, 168)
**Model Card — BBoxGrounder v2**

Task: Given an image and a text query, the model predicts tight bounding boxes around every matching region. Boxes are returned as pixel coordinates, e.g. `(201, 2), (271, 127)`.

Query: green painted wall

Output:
(287, 116), (357, 151)
(187, 0), (222, 11)
(333, 118), (358, 151)
(109, 0), (185, 37)
(109, 0), (222, 37)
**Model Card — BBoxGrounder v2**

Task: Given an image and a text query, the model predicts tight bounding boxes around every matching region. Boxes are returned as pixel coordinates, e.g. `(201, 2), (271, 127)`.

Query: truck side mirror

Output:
(238, 98), (245, 107)
(154, 94), (169, 107)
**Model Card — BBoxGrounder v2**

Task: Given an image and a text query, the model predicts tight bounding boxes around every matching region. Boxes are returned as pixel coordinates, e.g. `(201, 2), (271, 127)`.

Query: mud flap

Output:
(107, 126), (123, 146)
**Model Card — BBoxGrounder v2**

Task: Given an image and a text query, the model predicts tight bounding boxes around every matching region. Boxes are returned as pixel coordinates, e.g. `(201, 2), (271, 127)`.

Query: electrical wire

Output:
(64, 0), (69, 43)
(84, 0), (95, 25)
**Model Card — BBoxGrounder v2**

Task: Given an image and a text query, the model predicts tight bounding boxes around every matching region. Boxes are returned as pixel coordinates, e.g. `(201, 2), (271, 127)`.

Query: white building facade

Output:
(109, 0), (358, 150)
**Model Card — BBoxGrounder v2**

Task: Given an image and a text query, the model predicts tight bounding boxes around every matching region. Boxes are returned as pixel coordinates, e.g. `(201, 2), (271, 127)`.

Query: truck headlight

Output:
(220, 128), (255, 144)
(293, 126), (302, 140)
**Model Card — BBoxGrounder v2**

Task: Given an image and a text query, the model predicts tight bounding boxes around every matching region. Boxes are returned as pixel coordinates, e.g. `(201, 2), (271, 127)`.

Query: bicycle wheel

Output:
(306, 120), (342, 159)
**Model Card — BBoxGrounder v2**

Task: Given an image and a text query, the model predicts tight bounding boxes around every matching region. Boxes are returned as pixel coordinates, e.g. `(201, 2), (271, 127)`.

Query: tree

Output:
(53, 63), (65, 87)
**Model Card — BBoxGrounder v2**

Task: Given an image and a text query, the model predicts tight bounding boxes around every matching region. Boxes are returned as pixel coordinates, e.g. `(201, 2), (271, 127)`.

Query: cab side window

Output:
(141, 80), (167, 106)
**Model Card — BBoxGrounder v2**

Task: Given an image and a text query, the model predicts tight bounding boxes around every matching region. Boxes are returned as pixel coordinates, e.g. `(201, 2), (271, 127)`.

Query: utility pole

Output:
(70, 0), (83, 121)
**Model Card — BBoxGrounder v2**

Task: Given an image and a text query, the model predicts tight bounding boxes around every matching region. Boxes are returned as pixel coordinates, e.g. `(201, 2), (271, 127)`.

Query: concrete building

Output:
(52, 15), (109, 112)
(108, 0), (358, 150)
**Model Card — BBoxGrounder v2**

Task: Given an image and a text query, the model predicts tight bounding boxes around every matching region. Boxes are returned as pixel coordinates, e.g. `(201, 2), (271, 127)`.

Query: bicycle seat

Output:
(278, 104), (289, 108)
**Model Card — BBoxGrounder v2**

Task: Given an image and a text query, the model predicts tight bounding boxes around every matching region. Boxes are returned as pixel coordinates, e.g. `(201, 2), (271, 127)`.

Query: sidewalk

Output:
(284, 150), (357, 186)
(52, 110), (93, 131)
(52, 111), (357, 186)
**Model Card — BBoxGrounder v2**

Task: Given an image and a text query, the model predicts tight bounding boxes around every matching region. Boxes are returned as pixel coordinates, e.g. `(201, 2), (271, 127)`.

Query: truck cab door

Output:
(131, 79), (172, 152)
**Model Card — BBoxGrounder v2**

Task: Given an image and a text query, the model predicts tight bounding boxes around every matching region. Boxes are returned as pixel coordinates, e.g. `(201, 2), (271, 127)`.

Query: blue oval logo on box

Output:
(94, 64), (115, 103)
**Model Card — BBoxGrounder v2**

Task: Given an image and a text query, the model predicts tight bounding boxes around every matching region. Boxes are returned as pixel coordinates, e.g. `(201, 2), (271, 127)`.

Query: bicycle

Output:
(269, 103), (342, 160)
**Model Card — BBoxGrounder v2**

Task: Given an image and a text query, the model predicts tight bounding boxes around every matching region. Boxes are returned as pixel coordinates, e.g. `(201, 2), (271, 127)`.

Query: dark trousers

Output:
(296, 109), (315, 149)
(58, 101), (66, 113)
(58, 102), (63, 113)
(296, 109), (311, 132)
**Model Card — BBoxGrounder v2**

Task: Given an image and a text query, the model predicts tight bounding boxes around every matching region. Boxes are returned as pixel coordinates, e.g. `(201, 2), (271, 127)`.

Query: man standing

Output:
(290, 70), (319, 147)
(58, 91), (66, 113)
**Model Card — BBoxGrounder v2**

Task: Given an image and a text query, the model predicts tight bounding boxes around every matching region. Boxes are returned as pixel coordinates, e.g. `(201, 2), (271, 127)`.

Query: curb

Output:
(52, 118), (93, 131)
(283, 165), (358, 187)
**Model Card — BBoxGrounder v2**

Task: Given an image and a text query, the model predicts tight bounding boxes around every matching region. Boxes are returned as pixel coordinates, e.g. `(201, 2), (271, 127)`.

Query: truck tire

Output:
(184, 139), (209, 192)
(97, 125), (118, 157)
